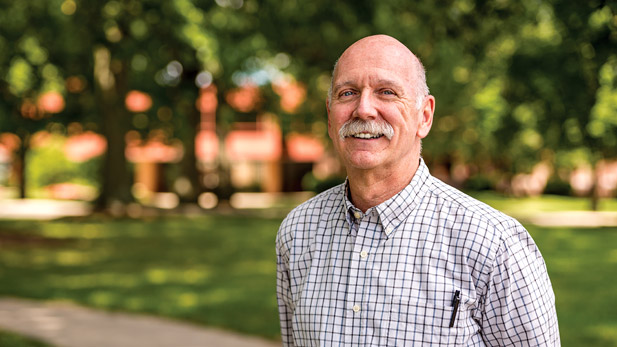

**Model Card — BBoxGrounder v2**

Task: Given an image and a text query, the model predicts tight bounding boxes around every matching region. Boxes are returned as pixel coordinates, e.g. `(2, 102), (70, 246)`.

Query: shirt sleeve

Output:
(480, 224), (560, 346)
(276, 225), (294, 346)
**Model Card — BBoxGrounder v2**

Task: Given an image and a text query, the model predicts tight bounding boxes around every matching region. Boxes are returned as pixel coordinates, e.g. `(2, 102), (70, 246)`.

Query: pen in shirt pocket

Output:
(449, 290), (461, 328)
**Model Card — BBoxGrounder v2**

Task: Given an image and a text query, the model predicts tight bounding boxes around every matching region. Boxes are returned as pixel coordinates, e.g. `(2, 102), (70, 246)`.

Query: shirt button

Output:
(385, 226), (393, 235)
(353, 211), (362, 219)
(352, 305), (360, 312)
(360, 250), (368, 259)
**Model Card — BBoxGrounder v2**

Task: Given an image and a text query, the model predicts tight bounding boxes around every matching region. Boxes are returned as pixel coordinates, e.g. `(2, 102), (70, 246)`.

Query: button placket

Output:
(345, 211), (367, 333)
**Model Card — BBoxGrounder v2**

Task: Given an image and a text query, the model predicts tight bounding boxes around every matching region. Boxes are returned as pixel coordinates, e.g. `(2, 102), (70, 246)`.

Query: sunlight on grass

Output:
(55, 250), (90, 266)
(49, 273), (140, 289)
(178, 292), (199, 308)
(146, 268), (169, 284)
(144, 267), (212, 285)
(88, 291), (116, 307)
(608, 249), (617, 263)
(182, 268), (211, 284)
(586, 324), (617, 346)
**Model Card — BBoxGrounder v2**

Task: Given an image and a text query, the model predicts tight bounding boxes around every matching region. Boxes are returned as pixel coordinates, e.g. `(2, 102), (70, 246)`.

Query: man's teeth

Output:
(350, 133), (383, 139)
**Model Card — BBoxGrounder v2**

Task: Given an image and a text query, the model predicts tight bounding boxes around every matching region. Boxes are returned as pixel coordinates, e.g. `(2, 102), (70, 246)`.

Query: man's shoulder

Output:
(427, 176), (520, 231)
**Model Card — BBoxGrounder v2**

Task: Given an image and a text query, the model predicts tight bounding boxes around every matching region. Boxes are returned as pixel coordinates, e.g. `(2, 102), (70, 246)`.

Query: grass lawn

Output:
(0, 330), (53, 347)
(527, 225), (617, 346)
(0, 215), (282, 339)
(0, 196), (616, 346)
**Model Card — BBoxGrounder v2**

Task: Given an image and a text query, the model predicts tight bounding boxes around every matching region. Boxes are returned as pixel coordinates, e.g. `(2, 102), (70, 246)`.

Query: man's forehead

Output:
(333, 55), (415, 88)
(334, 37), (416, 81)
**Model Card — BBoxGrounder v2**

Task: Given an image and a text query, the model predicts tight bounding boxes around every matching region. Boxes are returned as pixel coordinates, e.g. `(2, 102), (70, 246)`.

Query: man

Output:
(276, 35), (559, 346)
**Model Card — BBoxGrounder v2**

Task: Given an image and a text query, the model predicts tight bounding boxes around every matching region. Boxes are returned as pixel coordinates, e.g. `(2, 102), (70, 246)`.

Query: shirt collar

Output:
(342, 158), (432, 238)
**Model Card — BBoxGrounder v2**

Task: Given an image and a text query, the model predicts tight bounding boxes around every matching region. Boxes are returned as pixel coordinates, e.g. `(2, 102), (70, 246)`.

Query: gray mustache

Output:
(339, 119), (394, 140)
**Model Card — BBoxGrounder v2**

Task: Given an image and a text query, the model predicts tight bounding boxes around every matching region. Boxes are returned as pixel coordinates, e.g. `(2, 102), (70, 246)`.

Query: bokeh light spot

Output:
(61, 0), (76, 15)
(125, 90), (153, 112)
(38, 91), (65, 114)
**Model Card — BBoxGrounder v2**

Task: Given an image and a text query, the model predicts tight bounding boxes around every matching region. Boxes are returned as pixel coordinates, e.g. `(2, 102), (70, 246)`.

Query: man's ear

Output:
(326, 99), (333, 138)
(417, 95), (435, 139)
(326, 98), (330, 117)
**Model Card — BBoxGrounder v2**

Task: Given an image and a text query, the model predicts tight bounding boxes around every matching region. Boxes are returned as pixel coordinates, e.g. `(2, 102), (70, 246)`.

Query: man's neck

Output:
(347, 158), (420, 212)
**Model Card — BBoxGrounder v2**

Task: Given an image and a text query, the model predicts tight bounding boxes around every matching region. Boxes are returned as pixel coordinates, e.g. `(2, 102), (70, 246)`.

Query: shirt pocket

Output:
(382, 295), (473, 346)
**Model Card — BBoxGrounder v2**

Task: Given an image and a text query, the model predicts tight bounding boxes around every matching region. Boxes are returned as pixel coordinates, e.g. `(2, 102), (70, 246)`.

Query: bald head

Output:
(328, 35), (429, 108)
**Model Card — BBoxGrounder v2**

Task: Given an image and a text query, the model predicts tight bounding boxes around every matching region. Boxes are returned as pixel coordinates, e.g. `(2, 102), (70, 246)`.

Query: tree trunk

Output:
(213, 91), (233, 203)
(93, 46), (133, 212)
(177, 71), (202, 204)
(590, 165), (600, 211)
(177, 108), (201, 203)
(15, 131), (29, 199)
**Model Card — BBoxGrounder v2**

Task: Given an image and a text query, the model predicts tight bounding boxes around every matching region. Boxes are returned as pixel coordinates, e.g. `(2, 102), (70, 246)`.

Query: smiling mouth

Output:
(347, 133), (384, 139)
(338, 119), (394, 140)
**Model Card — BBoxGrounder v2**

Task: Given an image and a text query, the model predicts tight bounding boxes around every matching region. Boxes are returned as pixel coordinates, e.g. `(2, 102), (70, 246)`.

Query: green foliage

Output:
(301, 172), (345, 193)
(463, 175), (495, 192)
(588, 55), (617, 152)
(2, 0), (617, 200)
(26, 133), (100, 197)
(6, 57), (34, 96)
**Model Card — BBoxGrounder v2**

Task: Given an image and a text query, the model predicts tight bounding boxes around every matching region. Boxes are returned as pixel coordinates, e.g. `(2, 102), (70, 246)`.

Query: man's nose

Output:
(354, 91), (378, 119)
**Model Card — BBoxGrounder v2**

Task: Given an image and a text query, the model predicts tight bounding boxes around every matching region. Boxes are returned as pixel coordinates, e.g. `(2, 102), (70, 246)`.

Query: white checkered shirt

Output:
(276, 159), (560, 346)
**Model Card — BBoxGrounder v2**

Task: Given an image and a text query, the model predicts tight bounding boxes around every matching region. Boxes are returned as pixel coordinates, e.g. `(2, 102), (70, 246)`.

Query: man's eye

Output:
(340, 91), (354, 97)
(382, 90), (395, 95)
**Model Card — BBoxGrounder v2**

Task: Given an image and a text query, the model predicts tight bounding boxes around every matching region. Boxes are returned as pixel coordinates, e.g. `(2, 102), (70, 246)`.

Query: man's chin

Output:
(344, 154), (385, 171)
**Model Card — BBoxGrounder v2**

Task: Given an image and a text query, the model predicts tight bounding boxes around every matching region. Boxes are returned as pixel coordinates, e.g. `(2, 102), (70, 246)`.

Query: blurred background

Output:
(0, 0), (616, 346)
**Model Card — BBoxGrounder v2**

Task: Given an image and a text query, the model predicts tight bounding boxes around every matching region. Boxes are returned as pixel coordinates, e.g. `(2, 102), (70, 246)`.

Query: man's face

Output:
(327, 38), (433, 172)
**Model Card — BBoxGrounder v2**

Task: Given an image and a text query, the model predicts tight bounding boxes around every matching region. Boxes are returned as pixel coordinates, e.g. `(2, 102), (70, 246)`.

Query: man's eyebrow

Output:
(332, 81), (355, 94)
(333, 79), (406, 93)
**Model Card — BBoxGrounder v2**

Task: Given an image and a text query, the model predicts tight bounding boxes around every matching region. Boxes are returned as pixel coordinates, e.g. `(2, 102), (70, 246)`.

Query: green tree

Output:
(0, 0), (73, 198)
(504, 1), (617, 207)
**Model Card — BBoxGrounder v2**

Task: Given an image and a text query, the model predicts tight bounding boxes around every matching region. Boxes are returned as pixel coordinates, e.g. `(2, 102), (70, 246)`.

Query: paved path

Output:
(0, 298), (281, 347)
(521, 210), (617, 228)
(0, 199), (92, 220)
